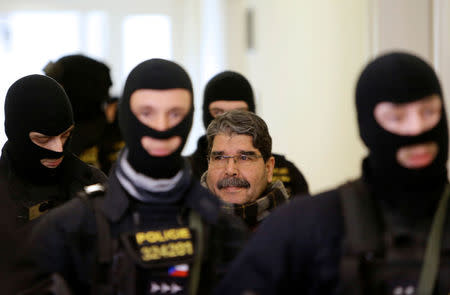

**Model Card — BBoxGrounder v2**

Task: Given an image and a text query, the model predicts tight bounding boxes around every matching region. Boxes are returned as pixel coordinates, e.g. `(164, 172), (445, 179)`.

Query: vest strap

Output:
(339, 179), (383, 254)
(417, 184), (450, 295)
(94, 198), (112, 264)
(188, 209), (204, 295)
(338, 179), (382, 294)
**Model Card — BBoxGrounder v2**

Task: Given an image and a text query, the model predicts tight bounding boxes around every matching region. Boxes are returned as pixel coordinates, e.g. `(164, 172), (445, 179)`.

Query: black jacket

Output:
(29, 169), (248, 294)
(215, 179), (450, 295)
(188, 135), (309, 196)
(0, 145), (107, 294)
(0, 144), (107, 226)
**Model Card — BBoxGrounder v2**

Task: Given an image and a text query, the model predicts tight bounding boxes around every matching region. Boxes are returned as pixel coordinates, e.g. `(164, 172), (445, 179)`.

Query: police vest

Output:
(272, 154), (309, 197)
(80, 184), (205, 295)
(338, 179), (450, 295)
(79, 145), (101, 169)
(15, 185), (65, 224)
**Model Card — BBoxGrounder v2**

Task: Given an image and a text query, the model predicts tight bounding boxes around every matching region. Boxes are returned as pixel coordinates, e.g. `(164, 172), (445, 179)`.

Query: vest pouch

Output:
(362, 255), (422, 295)
(361, 234), (427, 295)
(18, 185), (62, 223)
(119, 226), (197, 295)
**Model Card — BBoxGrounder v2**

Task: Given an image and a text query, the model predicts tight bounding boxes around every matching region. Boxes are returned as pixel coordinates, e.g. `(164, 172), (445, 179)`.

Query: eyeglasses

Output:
(208, 154), (263, 168)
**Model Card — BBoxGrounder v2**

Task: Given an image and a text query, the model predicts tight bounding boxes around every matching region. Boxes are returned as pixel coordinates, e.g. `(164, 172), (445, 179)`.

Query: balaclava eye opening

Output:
(118, 58), (194, 179)
(202, 71), (255, 129)
(4, 74), (74, 183)
(356, 52), (448, 193)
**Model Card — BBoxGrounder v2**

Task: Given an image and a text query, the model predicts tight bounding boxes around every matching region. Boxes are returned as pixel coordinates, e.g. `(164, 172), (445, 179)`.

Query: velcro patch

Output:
(28, 200), (54, 220)
(122, 227), (195, 268)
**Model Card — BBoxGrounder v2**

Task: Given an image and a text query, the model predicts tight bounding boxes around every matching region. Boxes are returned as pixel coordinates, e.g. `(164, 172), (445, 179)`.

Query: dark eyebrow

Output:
(211, 151), (224, 156)
(138, 105), (154, 111)
(239, 151), (258, 156)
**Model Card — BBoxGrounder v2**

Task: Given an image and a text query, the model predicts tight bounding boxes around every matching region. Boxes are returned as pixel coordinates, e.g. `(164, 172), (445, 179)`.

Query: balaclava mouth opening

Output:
(4, 74), (74, 183)
(118, 58), (194, 179)
(356, 52), (448, 196)
(202, 71), (255, 129)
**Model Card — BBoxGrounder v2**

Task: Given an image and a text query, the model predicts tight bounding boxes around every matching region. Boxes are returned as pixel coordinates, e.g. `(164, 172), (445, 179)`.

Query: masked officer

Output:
(201, 110), (292, 230)
(28, 59), (248, 295)
(0, 74), (107, 226)
(44, 54), (124, 173)
(215, 52), (450, 295)
(189, 71), (309, 196)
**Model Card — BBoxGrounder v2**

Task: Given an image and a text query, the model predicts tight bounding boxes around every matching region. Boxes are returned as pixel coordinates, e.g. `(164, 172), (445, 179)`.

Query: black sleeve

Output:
(213, 202), (301, 295)
(64, 153), (108, 189)
(88, 164), (108, 184)
(199, 213), (250, 295)
(27, 198), (96, 292)
(0, 193), (41, 294)
(213, 213), (250, 270)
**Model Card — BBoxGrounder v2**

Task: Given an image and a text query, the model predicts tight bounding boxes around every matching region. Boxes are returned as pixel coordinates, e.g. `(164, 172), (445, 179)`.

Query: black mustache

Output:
(217, 177), (250, 189)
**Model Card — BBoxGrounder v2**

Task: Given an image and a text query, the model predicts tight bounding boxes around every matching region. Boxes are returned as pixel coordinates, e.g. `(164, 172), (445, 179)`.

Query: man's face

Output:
(29, 125), (74, 168)
(374, 94), (442, 169)
(209, 100), (249, 118)
(130, 88), (191, 157)
(206, 133), (275, 204)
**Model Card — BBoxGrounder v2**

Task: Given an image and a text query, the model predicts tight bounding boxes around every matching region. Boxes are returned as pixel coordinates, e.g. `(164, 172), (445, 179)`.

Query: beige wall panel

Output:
(245, 0), (370, 193)
(374, 0), (432, 61)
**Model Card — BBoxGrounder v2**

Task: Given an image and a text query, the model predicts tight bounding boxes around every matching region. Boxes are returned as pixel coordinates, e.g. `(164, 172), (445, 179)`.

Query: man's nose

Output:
(47, 138), (64, 152)
(404, 112), (428, 136)
(224, 157), (238, 176)
(152, 115), (170, 131)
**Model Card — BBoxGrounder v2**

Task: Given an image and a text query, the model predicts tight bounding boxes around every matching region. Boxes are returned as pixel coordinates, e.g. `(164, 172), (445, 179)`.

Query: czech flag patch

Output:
(168, 264), (189, 277)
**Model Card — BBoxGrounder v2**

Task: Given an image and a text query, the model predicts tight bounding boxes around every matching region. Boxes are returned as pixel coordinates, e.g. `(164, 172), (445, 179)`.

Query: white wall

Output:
(241, 0), (370, 193)
(433, 0), (450, 132)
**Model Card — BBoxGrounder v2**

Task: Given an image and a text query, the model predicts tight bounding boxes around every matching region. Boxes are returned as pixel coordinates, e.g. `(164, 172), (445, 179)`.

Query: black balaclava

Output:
(202, 71), (255, 129)
(356, 52), (448, 217)
(43, 54), (112, 122)
(4, 74), (74, 183)
(118, 58), (194, 179)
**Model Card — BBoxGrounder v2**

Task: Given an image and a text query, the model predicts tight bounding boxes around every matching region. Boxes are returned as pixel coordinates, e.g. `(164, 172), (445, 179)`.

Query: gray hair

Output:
(206, 110), (272, 161)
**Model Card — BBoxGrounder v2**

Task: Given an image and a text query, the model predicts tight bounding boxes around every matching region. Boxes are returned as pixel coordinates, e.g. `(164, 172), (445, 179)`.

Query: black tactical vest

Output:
(80, 186), (206, 295)
(338, 179), (450, 295)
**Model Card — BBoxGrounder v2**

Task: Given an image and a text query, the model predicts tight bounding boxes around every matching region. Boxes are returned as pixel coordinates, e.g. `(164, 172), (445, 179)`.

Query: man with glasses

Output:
(189, 71), (309, 197)
(202, 110), (292, 229)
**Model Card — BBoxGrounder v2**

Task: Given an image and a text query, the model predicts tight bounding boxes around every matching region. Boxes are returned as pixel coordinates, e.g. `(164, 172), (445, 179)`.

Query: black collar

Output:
(100, 167), (222, 224)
